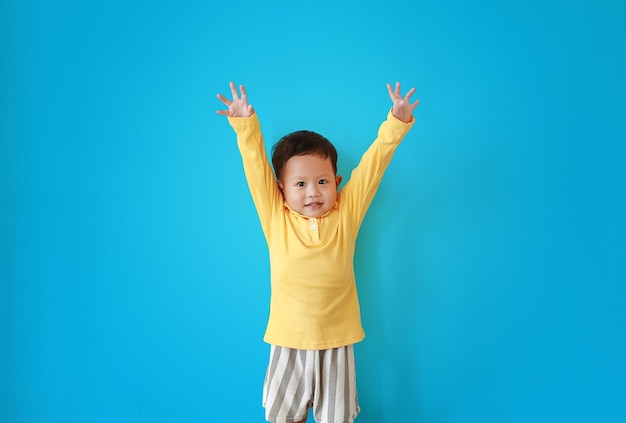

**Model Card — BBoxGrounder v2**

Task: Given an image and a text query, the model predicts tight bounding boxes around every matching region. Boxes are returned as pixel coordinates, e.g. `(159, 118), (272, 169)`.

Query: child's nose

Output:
(307, 184), (320, 196)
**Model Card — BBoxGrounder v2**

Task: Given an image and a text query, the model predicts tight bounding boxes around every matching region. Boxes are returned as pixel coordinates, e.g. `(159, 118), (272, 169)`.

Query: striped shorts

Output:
(263, 345), (360, 423)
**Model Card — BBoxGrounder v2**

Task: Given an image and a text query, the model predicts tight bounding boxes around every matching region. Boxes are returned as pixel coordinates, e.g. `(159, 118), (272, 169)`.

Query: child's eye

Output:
(296, 182), (305, 187)
(319, 179), (328, 185)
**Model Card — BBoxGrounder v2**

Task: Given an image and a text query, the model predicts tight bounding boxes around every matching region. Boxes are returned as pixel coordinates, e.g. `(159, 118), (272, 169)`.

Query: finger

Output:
(409, 99), (421, 111)
(216, 93), (232, 106)
(395, 82), (401, 96)
(386, 83), (395, 99)
(404, 87), (416, 101)
(216, 109), (229, 115)
(229, 81), (239, 100)
(240, 84), (247, 101)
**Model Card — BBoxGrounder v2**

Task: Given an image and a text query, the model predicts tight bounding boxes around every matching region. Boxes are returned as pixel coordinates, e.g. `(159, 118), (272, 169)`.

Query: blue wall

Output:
(2, 0), (625, 422)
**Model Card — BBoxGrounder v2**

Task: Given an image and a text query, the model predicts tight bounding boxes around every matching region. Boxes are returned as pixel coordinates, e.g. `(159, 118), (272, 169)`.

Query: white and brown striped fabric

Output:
(263, 345), (360, 423)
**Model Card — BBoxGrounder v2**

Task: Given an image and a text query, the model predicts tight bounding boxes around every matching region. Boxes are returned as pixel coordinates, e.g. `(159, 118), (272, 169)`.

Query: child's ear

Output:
(278, 181), (284, 192)
(335, 175), (343, 188)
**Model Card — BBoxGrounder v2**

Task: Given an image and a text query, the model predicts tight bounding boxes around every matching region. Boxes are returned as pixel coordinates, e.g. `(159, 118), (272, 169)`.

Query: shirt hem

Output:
(263, 335), (365, 351)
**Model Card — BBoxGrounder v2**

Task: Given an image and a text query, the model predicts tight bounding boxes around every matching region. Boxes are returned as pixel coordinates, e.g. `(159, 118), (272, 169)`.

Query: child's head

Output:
(272, 131), (342, 218)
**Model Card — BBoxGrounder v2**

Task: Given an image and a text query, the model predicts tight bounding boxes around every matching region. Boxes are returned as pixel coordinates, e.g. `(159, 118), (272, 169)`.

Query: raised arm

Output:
(386, 82), (420, 123)
(216, 82), (255, 117)
(216, 82), (280, 241)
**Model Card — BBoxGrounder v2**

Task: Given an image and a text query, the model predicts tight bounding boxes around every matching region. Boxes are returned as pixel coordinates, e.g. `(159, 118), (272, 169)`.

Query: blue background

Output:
(2, 0), (625, 422)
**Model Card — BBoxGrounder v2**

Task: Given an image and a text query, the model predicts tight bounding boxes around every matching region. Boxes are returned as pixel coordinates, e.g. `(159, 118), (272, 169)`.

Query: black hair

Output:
(271, 130), (338, 181)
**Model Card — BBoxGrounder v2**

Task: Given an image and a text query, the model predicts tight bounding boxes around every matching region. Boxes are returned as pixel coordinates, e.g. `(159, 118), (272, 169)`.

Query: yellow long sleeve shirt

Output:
(228, 110), (414, 350)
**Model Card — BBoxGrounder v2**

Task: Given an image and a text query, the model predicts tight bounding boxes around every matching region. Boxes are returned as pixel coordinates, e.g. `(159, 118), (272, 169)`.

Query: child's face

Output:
(278, 154), (342, 218)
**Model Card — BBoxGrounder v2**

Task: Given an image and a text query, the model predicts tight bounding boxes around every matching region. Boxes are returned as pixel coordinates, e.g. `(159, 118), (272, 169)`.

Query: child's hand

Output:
(216, 82), (255, 117)
(386, 82), (420, 123)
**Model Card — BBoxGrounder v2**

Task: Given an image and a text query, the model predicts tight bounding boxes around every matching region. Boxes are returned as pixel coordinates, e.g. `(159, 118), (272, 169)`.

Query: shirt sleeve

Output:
(228, 113), (282, 241)
(340, 109), (415, 230)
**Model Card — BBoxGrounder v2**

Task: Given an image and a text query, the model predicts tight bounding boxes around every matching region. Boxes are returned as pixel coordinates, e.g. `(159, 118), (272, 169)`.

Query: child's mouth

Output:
(306, 202), (323, 208)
